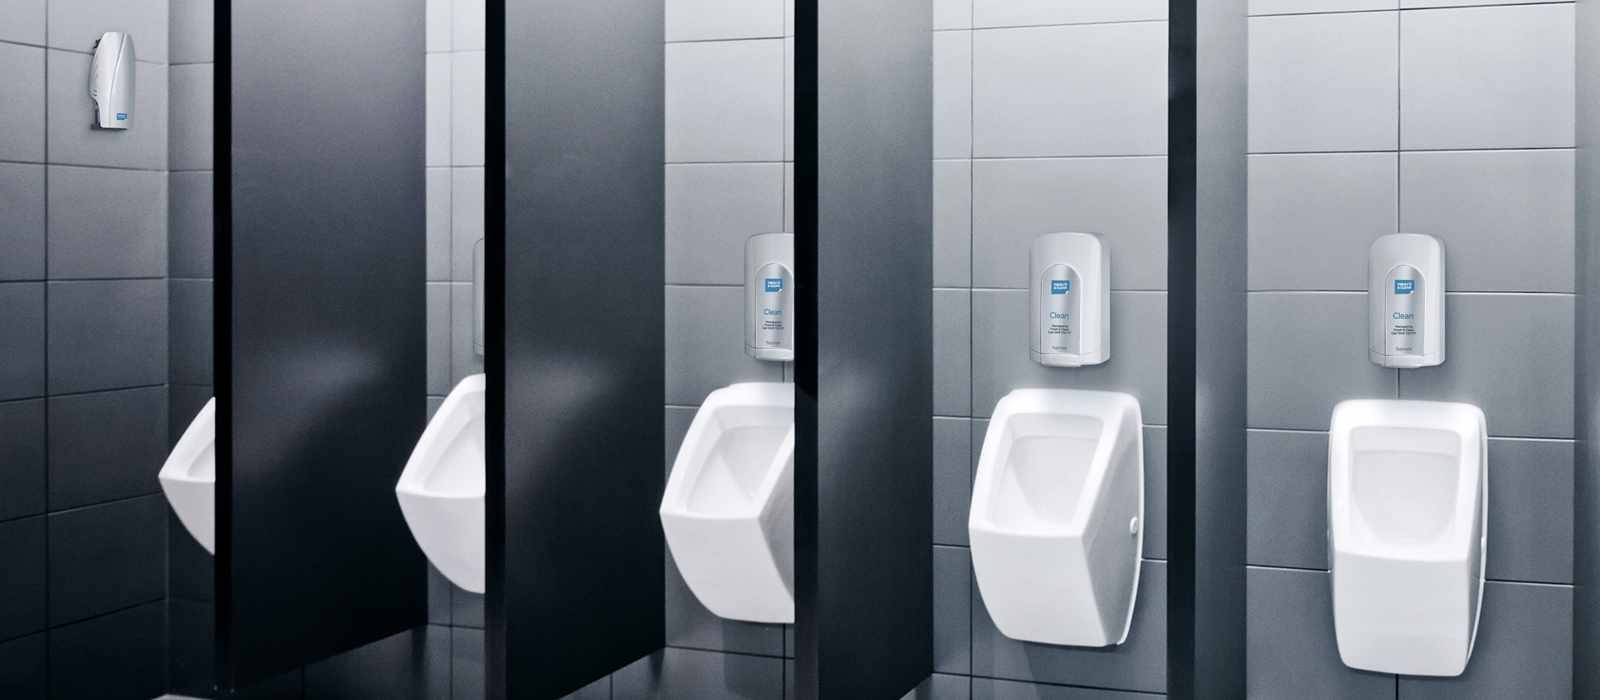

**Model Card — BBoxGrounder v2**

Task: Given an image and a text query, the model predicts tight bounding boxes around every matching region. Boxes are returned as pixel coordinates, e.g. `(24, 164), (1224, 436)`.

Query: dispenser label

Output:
(116, 113), (127, 120)
(765, 278), (783, 292)
(754, 263), (793, 352)
(1385, 266), (1423, 356)
(1051, 280), (1070, 294)
(1040, 264), (1080, 355)
(1394, 280), (1414, 294)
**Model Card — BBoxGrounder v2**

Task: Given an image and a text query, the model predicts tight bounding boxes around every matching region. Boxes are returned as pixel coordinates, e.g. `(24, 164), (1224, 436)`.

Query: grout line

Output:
(1250, 146), (1573, 156)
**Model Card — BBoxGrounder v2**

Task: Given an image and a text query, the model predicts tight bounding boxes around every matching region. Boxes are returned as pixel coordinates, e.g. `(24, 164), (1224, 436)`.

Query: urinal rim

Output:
(397, 373), (487, 498)
(661, 382), (795, 519)
(159, 396), (217, 485)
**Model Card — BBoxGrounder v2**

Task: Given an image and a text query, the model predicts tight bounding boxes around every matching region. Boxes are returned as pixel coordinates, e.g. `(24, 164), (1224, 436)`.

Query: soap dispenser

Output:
(1029, 232), (1110, 367)
(1368, 233), (1445, 368)
(90, 32), (135, 130)
(745, 233), (794, 361)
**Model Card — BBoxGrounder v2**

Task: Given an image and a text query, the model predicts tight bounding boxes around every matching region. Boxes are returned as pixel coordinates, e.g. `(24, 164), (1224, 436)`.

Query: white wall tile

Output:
(451, 167), (483, 284)
(666, 0), (784, 42)
(0, 0), (47, 45)
(934, 0), (971, 30)
(783, 161), (794, 233)
(450, 282), (482, 382)
(426, 167), (451, 282)
(427, 0), (452, 52)
(934, 159), (971, 289)
(450, 51), (484, 167)
(664, 163), (785, 286)
(664, 285), (783, 406)
(971, 157), (1166, 290)
(0, 43), (45, 163)
(452, 0), (485, 51)
(1400, 4), (1574, 150)
(933, 289), (971, 417)
(48, 0), (168, 64)
(168, 0), (211, 64)
(784, 36), (794, 162)
(665, 39), (785, 163)
(1402, 0), (1558, 8)
(167, 62), (212, 171)
(426, 282), (450, 396)
(427, 52), (452, 167)
(972, 22), (1166, 158)
(973, 0), (1165, 28)
(47, 50), (167, 170)
(1248, 152), (1397, 291)
(1248, 12), (1398, 153)
(1400, 149), (1574, 293)
(1249, 0), (1394, 16)
(784, 0), (794, 37)
(933, 30), (971, 160)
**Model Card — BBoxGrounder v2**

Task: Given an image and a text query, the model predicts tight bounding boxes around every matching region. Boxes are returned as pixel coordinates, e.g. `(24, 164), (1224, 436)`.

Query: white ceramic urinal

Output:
(1329, 399), (1486, 677)
(660, 382), (795, 624)
(969, 389), (1144, 647)
(160, 397), (217, 554)
(397, 374), (487, 593)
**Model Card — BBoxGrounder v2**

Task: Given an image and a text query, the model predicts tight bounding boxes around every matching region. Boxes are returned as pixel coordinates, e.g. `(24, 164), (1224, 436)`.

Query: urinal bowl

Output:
(397, 374), (487, 594)
(969, 389), (1144, 647)
(660, 382), (796, 624)
(160, 397), (217, 555)
(1329, 399), (1486, 677)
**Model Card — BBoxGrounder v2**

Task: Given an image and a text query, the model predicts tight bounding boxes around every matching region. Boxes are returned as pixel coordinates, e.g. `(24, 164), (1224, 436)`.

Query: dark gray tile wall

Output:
(1246, 3), (1576, 697)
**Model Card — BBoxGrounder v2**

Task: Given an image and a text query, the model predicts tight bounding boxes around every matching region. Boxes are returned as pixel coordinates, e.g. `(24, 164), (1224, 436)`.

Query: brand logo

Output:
(1393, 312), (1414, 320)
(764, 308), (783, 316)
(116, 113), (127, 120)
(1049, 312), (1069, 319)
(765, 278), (783, 292)
(1394, 280), (1414, 294)
(1050, 280), (1070, 295)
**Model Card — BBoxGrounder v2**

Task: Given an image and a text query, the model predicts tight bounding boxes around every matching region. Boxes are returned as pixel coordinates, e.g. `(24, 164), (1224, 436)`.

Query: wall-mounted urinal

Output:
(397, 374), (487, 593)
(160, 397), (217, 554)
(660, 382), (795, 624)
(969, 388), (1144, 647)
(1329, 399), (1486, 677)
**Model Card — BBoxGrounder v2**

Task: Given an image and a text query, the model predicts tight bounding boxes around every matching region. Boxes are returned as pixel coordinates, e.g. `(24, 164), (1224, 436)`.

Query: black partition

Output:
(217, 0), (428, 689)
(1167, 1), (1248, 698)
(1574, 0), (1599, 693)
(489, 0), (666, 697)
(792, 0), (933, 696)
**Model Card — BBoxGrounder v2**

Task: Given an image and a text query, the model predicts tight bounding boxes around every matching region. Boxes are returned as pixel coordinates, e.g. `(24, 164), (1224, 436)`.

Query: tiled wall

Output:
(927, 1), (1170, 698)
(1245, 3), (1575, 698)
(0, 0), (173, 698)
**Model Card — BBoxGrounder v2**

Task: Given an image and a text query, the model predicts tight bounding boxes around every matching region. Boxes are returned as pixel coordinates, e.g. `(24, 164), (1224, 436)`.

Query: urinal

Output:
(969, 388), (1144, 647)
(160, 397), (217, 555)
(1329, 399), (1486, 677)
(397, 374), (487, 593)
(660, 382), (795, 624)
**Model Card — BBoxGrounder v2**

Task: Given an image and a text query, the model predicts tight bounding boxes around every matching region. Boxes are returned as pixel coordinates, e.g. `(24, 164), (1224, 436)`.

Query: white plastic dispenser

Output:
(1329, 399), (1486, 677)
(159, 397), (217, 554)
(969, 389), (1144, 646)
(660, 382), (795, 623)
(1030, 232), (1110, 367)
(90, 32), (135, 130)
(746, 233), (794, 361)
(1369, 233), (1445, 368)
(397, 374), (487, 593)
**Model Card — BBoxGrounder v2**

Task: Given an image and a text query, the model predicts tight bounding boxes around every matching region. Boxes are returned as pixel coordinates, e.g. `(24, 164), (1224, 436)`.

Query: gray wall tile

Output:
(47, 165), (166, 279)
(46, 600), (165, 700)
(934, 0), (971, 31)
(452, 586), (484, 629)
(902, 674), (975, 700)
(450, 281), (482, 384)
(167, 384), (209, 447)
(1247, 429), (1327, 570)
(167, 170), (212, 279)
(47, 386), (165, 510)
(1250, 0), (1395, 15)
(613, 647), (785, 700)
(664, 163), (785, 286)
(972, 23), (1166, 158)
(168, 0), (212, 63)
(0, 282), (46, 400)
(47, 279), (167, 394)
(451, 627), (486, 700)
(167, 278), (210, 385)
(666, 405), (695, 473)
(0, 517), (46, 641)
(451, 167), (483, 283)
(972, 677), (1155, 700)
(0, 400), (46, 520)
(47, 0), (169, 63)
(1141, 426), (1166, 561)
(1399, 4), (1575, 150)
(971, 561), (1166, 693)
(933, 30), (971, 160)
(1396, 582), (1571, 699)
(934, 545), (971, 676)
(1486, 438), (1572, 585)
(782, 162), (794, 233)
(426, 167), (451, 281)
(664, 285), (783, 406)
(665, 0), (784, 42)
(934, 159), (971, 288)
(0, 163), (46, 280)
(427, 282), (451, 396)
(560, 675), (611, 700)
(971, 290), (1166, 423)
(1247, 293), (1396, 432)
(426, 564), (450, 625)
(168, 62), (213, 171)
(1398, 149), (1575, 293)
(971, 157), (1166, 291)
(0, 43), (45, 163)
(665, 39), (785, 163)
(47, 494), (165, 626)
(934, 289), (971, 417)
(1247, 152), (1396, 292)
(665, 547), (785, 656)
(934, 417), (971, 547)
(1248, 12), (1398, 153)
(426, 53), (451, 167)
(973, 0), (1165, 28)
(47, 50), (167, 170)
(0, 0), (47, 45)
(1397, 294), (1573, 439)
(1246, 567), (1395, 700)
(783, 37), (793, 161)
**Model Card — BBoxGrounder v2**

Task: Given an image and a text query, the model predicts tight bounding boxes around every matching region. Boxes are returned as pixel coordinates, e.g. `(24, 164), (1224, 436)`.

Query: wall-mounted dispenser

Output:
(746, 233), (794, 361)
(90, 32), (135, 130)
(1030, 232), (1110, 367)
(1369, 233), (1445, 368)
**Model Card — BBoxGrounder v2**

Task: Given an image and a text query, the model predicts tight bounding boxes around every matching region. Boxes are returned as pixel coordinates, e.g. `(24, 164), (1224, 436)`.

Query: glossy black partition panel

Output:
(1167, 0), (1247, 698)
(793, 0), (932, 696)
(219, 0), (428, 689)
(1575, 0), (1600, 693)
(491, 0), (665, 697)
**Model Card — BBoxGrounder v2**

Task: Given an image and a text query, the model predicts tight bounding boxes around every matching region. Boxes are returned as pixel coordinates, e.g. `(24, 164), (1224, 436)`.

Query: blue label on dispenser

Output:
(1051, 280), (1070, 294)
(116, 113), (127, 120)
(765, 278), (782, 292)
(1394, 280), (1414, 294)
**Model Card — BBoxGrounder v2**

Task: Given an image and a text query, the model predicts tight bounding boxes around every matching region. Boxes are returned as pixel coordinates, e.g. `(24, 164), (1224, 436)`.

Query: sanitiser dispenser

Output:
(90, 32), (135, 130)
(1030, 232), (1110, 367)
(1368, 233), (1445, 368)
(746, 233), (794, 361)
